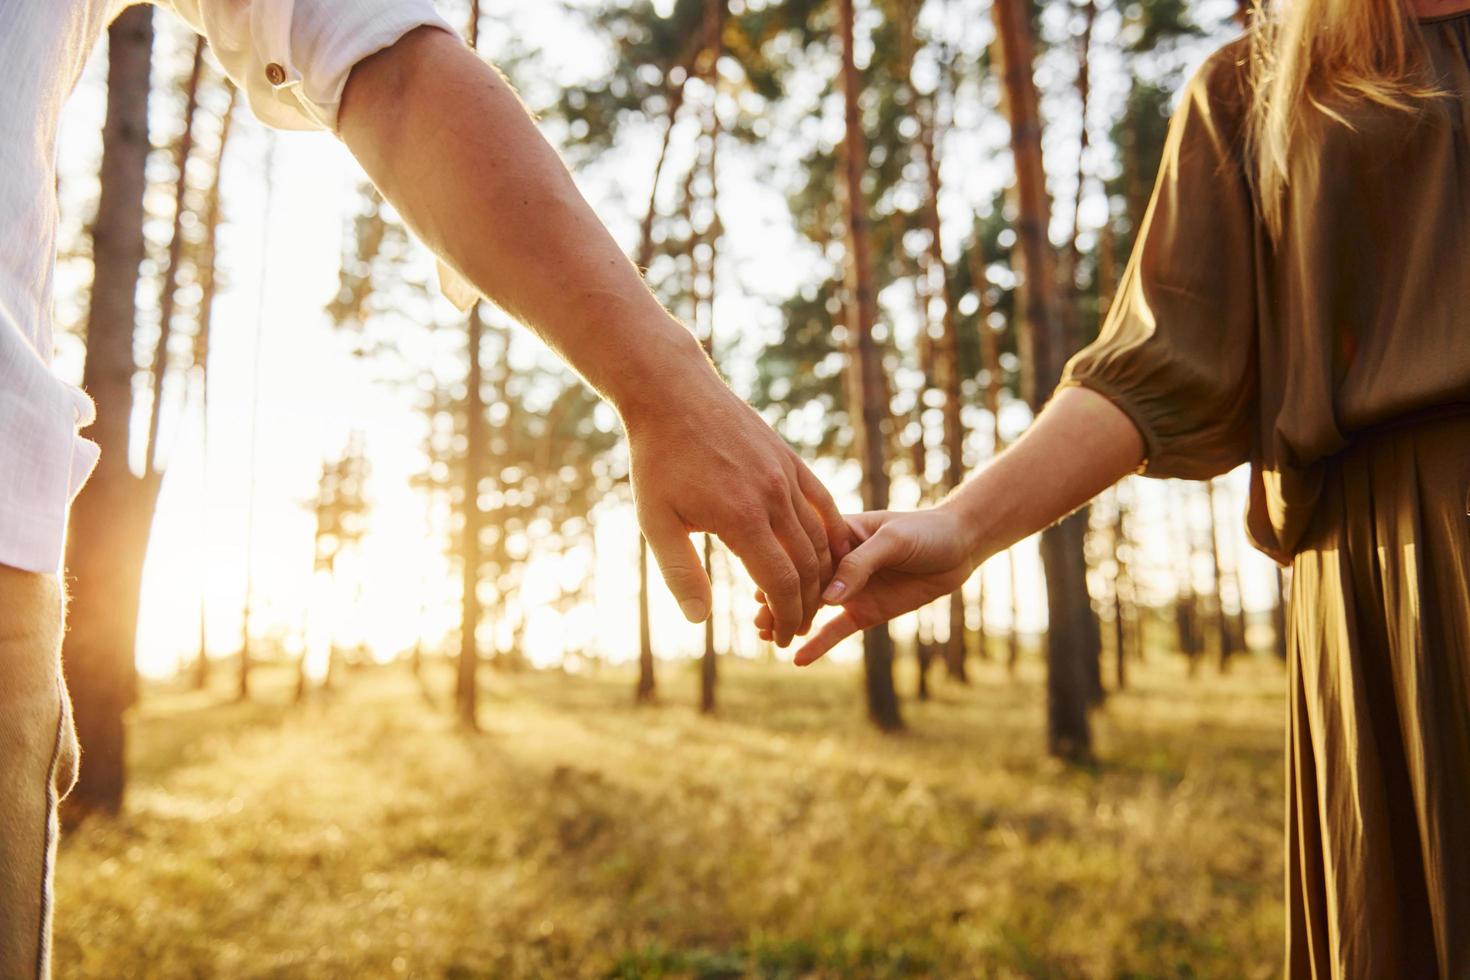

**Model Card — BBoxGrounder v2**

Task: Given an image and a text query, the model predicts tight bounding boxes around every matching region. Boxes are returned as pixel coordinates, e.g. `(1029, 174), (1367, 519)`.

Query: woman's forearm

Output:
(940, 386), (1145, 563)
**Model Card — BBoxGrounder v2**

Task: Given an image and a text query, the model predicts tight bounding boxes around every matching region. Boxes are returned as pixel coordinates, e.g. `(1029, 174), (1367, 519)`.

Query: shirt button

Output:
(265, 62), (287, 86)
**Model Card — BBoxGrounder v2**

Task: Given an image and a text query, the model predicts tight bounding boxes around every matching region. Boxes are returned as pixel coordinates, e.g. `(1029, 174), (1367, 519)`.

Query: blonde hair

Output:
(1246, 0), (1441, 235)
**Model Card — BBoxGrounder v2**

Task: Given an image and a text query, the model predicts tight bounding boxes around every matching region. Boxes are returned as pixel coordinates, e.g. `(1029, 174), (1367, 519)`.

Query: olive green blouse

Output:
(1061, 21), (1470, 560)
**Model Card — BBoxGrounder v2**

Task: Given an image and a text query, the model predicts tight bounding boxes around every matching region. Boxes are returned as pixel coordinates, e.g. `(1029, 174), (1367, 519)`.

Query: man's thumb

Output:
(820, 529), (898, 605)
(642, 510), (712, 622)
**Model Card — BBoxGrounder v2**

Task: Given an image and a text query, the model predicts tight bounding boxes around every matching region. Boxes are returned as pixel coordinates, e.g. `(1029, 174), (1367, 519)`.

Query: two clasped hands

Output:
(626, 355), (1142, 665)
(621, 350), (981, 666)
(338, 26), (1148, 660)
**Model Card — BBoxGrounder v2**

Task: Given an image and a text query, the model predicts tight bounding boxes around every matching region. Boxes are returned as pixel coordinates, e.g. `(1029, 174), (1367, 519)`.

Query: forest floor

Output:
(54, 649), (1287, 979)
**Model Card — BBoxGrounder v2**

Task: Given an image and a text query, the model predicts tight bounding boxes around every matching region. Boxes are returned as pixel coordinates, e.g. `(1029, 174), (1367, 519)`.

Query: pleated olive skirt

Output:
(1286, 412), (1470, 978)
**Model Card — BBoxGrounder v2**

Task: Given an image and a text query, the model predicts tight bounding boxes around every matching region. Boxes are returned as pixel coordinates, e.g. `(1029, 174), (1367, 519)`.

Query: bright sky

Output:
(51, 0), (1272, 679)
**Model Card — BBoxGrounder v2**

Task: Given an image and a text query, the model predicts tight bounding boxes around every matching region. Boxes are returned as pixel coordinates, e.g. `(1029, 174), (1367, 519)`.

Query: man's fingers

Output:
(794, 609), (863, 666)
(729, 527), (804, 645)
(772, 496), (824, 633)
(820, 528), (903, 606)
(791, 482), (834, 594)
(796, 463), (852, 563)
(641, 508), (712, 623)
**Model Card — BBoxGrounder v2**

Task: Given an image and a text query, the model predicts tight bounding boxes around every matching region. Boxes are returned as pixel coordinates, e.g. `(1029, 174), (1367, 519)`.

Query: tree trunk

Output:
(456, 299), (484, 728)
(145, 37), (206, 475)
(1040, 511), (1093, 759)
(1222, 485), (1250, 656)
(64, 6), (155, 817)
(968, 232), (1025, 675)
(1111, 489), (1131, 690)
(992, 0), (1093, 760)
(1007, 549), (1023, 674)
(1169, 484), (1202, 667)
(1062, 0), (1097, 289)
(456, 0), (485, 729)
(1206, 479), (1233, 672)
(916, 620), (934, 702)
(1069, 0), (1108, 703)
(697, 5), (723, 714)
(900, 0), (968, 685)
(636, 537), (656, 703)
(191, 87), (236, 692)
(838, 0), (901, 731)
(629, 38), (703, 706)
(237, 132), (277, 704)
(902, 237), (935, 699)
(701, 536), (717, 713)
(974, 576), (987, 661)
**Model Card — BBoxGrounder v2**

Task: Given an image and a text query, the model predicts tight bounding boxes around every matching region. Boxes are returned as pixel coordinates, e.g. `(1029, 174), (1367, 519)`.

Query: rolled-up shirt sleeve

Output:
(1058, 49), (1258, 481)
(161, 0), (458, 132)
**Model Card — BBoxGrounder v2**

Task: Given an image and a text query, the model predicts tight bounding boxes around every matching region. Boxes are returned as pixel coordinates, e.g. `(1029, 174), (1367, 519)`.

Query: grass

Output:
(53, 650), (1287, 979)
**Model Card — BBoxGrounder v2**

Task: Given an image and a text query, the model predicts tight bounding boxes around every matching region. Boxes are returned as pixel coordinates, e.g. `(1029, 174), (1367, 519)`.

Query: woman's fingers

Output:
(820, 527), (904, 605)
(841, 510), (890, 543)
(793, 609), (864, 666)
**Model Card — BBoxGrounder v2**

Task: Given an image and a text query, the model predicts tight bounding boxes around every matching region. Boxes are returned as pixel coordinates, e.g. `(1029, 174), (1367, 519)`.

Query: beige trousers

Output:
(0, 566), (79, 979)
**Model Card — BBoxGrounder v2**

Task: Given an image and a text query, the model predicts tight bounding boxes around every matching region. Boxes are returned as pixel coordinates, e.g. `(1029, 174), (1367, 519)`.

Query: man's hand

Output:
(755, 505), (976, 665)
(338, 29), (846, 642)
(623, 359), (846, 646)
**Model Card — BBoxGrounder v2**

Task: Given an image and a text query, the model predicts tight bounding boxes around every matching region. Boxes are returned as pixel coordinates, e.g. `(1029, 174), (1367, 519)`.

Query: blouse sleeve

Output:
(1059, 47), (1258, 480)
(158, 0), (457, 132)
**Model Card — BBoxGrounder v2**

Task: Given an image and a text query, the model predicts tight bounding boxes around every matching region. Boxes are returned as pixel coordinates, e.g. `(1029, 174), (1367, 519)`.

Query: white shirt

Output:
(0, 0), (454, 573)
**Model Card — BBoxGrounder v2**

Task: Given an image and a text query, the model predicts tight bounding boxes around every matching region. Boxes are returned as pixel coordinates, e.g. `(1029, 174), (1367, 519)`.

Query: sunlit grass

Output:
(54, 649), (1285, 978)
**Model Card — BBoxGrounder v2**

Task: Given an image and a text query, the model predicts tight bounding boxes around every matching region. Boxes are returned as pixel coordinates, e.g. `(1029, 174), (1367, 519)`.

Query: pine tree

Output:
(64, 6), (156, 816)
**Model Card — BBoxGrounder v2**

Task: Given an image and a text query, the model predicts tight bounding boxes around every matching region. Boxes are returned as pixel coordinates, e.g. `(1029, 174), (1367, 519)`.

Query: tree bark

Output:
(1040, 511), (1093, 759)
(968, 233), (1025, 674)
(838, 0), (901, 731)
(456, 0), (485, 729)
(991, 0), (1093, 760)
(64, 6), (155, 817)
(1111, 489), (1132, 690)
(636, 537), (656, 703)
(1169, 484), (1202, 667)
(1206, 479), (1234, 672)
(191, 86), (236, 692)
(697, 4), (723, 714)
(902, 2), (968, 685)
(701, 537), (717, 712)
(146, 37), (206, 476)
(629, 33), (705, 706)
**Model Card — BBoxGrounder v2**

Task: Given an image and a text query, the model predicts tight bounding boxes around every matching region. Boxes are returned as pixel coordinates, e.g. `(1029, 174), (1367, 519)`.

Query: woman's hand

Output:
(755, 504), (978, 665)
(752, 386), (1148, 662)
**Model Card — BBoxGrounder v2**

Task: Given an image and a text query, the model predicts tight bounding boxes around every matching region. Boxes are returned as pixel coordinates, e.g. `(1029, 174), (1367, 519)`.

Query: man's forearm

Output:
(336, 26), (849, 642)
(940, 386), (1145, 563)
(337, 26), (712, 421)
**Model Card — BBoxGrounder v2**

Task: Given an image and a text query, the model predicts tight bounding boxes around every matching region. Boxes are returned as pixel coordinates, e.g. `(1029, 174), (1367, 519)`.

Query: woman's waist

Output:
(1340, 401), (1470, 447)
